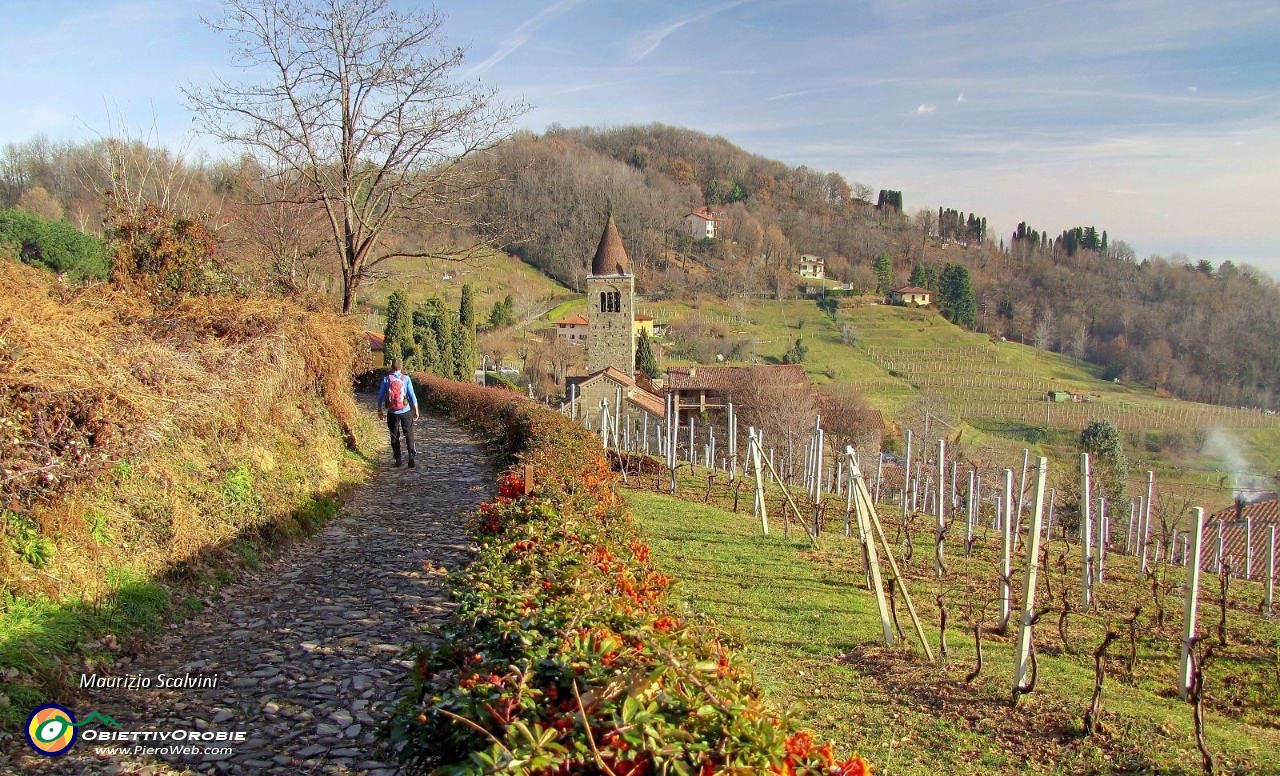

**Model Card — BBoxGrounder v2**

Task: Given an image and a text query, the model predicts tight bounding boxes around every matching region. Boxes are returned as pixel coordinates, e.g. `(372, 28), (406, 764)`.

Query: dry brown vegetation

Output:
(0, 258), (365, 600)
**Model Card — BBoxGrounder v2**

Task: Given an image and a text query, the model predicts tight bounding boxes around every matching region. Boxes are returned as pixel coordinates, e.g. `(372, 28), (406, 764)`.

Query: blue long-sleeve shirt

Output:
(376, 371), (418, 415)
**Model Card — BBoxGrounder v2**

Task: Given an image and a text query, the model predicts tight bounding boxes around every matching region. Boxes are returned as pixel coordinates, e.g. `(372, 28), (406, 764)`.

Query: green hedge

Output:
(388, 375), (870, 775)
(0, 208), (109, 280)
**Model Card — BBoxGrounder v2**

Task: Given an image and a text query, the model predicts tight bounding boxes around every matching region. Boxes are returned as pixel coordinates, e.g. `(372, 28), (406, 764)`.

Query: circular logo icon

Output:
(26, 703), (77, 757)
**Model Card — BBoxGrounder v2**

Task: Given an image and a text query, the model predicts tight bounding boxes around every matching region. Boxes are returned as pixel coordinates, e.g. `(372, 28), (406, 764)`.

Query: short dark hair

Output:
(392, 358), (404, 371)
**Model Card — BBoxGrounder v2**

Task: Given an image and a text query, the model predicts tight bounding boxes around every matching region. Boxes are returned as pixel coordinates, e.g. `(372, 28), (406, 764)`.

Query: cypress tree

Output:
(384, 290), (413, 367)
(454, 285), (478, 380)
(635, 329), (660, 379)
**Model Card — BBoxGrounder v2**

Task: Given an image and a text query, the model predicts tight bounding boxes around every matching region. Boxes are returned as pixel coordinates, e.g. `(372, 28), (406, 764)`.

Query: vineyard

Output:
(861, 345), (1280, 432)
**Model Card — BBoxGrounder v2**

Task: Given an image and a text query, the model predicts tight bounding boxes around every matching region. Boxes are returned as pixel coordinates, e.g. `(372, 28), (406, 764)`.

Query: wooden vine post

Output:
(1081, 453), (1093, 610)
(935, 438), (946, 578)
(748, 428), (768, 536)
(1179, 507), (1206, 701)
(1013, 456), (1049, 701)
(846, 447), (894, 646)
(1001, 468), (1014, 631)
(849, 454), (935, 662)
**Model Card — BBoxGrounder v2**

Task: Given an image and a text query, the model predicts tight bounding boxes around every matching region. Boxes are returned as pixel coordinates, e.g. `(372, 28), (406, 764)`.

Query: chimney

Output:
(1235, 496), (1245, 523)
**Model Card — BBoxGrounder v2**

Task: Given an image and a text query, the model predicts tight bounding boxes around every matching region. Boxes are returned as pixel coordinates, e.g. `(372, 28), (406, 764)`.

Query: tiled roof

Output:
(567, 366), (666, 419)
(665, 364), (808, 392)
(688, 206), (717, 221)
(1199, 497), (1279, 576)
(893, 286), (931, 295)
(365, 331), (385, 350)
(628, 387), (666, 418)
(590, 214), (631, 277)
(634, 314), (654, 322)
(558, 315), (589, 326)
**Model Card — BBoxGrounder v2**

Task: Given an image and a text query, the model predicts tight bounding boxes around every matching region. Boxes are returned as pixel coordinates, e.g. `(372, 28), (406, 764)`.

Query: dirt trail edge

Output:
(11, 404), (492, 775)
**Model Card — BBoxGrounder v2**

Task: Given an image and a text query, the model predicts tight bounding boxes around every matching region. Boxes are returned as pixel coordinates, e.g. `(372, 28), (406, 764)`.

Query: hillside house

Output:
(687, 206), (717, 240)
(665, 364), (810, 422)
(1202, 495), (1279, 580)
(887, 285), (932, 306)
(556, 315), (589, 345)
(798, 254), (825, 279)
(634, 314), (655, 338)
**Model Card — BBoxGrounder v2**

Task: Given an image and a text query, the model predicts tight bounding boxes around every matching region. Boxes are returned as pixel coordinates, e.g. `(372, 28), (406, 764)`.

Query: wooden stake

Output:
(1013, 456), (1049, 696)
(1179, 507), (1206, 700)
(847, 448), (893, 644)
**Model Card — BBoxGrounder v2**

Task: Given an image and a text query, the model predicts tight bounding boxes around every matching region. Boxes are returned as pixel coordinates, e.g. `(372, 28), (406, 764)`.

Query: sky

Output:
(2, 0), (1278, 275)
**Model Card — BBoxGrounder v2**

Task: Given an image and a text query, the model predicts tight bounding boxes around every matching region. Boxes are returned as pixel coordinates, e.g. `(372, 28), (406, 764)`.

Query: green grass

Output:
(355, 248), (573, 326)
(627, 488), (1280, 775)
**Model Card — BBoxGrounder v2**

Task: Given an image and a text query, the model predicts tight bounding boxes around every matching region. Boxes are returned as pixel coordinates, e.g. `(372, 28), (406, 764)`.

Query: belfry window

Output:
(599, 291), (621, 313)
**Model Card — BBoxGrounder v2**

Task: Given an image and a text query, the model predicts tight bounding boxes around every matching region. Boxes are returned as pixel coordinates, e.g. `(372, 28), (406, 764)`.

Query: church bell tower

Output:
(586, 214), (635, 376)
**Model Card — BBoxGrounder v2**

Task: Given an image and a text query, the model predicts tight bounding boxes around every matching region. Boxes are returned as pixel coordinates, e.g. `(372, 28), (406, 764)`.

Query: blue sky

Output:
(3, 0), (1278, 274)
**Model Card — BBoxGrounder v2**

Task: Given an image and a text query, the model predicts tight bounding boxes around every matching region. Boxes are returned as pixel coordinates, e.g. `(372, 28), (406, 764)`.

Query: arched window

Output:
(600, 291), (608, 312)
(598, 289), (622, 313)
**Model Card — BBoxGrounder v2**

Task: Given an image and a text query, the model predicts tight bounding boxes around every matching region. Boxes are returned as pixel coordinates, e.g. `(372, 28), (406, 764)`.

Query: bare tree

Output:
(187, 0), (528, 313)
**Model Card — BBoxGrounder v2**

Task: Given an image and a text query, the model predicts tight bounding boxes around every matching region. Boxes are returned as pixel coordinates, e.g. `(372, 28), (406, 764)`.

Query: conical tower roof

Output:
(590, 213), (631, 277)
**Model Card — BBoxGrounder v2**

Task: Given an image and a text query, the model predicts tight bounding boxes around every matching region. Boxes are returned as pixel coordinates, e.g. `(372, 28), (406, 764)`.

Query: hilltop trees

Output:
(187, 0), (527, 314)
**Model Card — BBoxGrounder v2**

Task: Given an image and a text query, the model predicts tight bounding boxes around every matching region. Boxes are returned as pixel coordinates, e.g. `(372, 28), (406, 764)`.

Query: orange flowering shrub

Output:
(390, 375), (870, 775)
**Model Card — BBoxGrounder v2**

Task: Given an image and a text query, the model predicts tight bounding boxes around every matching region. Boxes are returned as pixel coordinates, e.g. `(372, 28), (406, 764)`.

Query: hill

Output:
(0, 258), (369, 728)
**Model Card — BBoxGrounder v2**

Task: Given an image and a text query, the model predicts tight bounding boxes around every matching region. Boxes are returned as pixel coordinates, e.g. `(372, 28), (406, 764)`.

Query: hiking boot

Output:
(394, 458), (402, 468)
(407, 458), (416, 469)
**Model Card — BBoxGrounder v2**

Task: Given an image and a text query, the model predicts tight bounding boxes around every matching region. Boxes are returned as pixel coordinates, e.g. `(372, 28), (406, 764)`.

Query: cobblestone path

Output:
(10, 406), (491, 775)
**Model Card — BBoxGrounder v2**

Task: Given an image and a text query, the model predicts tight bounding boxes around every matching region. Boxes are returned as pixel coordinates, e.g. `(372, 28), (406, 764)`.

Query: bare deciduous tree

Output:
(186, 0), (528, 313)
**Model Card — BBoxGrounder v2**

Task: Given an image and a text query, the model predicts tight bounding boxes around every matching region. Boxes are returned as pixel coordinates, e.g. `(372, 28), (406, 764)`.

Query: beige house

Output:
(687, 206), (717, 240)
(887, 285), (932, 306)
(633, 314), (655, 338)
(798, 254), (825, 279)
(556, 315), (589, 345)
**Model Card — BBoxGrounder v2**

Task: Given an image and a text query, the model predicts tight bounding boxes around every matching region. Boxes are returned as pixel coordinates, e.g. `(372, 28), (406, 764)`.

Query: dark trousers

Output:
(387, 411), (416, 462)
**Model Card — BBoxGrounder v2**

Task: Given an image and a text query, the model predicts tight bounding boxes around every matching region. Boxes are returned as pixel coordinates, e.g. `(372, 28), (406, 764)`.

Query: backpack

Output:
(386, 374), (409, 412)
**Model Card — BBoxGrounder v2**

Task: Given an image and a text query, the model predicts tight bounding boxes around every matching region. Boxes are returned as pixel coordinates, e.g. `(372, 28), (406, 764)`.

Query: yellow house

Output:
(633, 314), (655, 338)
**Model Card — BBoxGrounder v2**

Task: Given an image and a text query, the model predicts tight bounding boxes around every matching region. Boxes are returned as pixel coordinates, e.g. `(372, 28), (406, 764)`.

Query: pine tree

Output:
(873, 252), (893, 293)
(488, 294), (516, 328)
(383, 290), (413, 367)
(938, 263), (976, 327)
(909, 262), (928, 289)
(636, 329), (660, 379)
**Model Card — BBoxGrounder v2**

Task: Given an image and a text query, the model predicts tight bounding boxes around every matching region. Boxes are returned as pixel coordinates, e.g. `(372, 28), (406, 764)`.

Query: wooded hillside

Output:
(3, 125), (1278, 409)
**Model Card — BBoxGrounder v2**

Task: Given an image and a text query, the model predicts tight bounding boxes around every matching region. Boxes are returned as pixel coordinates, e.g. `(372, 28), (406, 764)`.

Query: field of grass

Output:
(626, 488), (1280, 775)
(353, 248), (573, 327)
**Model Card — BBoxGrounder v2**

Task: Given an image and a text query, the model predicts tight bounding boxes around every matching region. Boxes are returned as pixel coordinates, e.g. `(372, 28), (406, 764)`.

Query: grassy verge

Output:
(627, 489), (1280, 775)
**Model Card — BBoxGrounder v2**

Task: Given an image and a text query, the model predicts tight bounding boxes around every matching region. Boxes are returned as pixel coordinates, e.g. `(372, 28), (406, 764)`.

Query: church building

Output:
(566, 215), (665, 423)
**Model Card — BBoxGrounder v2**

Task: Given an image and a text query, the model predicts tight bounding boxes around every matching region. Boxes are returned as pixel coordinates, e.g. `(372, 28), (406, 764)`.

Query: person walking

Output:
(376, 359), (420, 467)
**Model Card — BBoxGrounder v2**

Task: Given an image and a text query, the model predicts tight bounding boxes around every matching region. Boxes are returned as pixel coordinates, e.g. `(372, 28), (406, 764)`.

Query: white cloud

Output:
(628, 0), (752, 61)
(956, 92), (967, 103)
(1188, 85), (1198, 92)
(467, 0), (588, 76)
(913, 104), (937, 115)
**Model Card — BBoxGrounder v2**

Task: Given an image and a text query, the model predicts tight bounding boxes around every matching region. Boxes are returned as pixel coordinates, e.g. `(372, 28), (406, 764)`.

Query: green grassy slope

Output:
(627, 489), (1280, 776)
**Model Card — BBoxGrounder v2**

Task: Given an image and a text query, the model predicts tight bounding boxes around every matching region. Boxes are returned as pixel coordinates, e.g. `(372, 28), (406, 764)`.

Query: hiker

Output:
(376, 359), (420, 468)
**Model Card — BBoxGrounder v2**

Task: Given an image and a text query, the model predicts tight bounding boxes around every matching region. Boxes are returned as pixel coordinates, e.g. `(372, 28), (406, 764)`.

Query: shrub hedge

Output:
(390, 375), (870, 775)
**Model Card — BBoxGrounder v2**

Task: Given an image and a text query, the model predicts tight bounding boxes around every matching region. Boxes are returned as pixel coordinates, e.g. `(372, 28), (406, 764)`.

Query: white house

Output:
(687, 206), (717, 240)
(798, 254), (825, 279)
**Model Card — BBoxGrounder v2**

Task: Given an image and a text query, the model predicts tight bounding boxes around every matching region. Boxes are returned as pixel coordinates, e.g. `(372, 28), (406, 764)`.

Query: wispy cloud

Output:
(956, 92), (967, 103)
(913, 104), (937, 115)
(467, 0), (588, 76)
(628, 0), (752, 61)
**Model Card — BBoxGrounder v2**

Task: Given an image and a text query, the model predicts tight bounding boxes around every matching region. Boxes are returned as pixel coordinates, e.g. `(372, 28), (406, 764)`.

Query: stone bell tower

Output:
(586, 214), (635, 376)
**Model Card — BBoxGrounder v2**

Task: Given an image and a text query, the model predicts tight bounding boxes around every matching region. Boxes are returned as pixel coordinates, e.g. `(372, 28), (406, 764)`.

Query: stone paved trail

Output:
(11, 404), (491, 775)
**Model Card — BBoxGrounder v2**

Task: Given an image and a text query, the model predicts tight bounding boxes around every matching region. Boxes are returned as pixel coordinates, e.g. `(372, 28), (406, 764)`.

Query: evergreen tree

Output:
(454, 285), (478, 380)
(938, 263), (976, 327)
(782, 338), (808, 364)
(635, 329), (660, 379)
(488, 294), (516, 328)
(383, 290), (414, 367)
(909, 262), (926, 288)
(873, 252), (893, 293)
(423, 298), (455, 378)
(1079, 419), (1128, 504)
